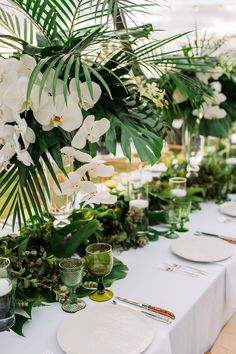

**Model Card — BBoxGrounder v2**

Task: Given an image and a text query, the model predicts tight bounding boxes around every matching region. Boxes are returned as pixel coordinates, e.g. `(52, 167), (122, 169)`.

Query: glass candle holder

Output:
(0, 257), (15, 331)
(45, 158), (76, 229)
(169, 177), (187, 198)
(129, 179), (149, 236)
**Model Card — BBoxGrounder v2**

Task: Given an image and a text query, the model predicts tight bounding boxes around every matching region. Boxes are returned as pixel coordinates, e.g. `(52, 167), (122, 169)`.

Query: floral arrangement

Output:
(160, 35), (236, 138)
(0, 0), (193, 228)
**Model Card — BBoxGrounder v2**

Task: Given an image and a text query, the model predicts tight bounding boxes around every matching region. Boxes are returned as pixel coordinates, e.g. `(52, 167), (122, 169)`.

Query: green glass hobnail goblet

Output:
(165, 204), (179, 239)
(86, 243), (113, 302)
(59, 258), (86, 313)
(174, 199), (192, 232)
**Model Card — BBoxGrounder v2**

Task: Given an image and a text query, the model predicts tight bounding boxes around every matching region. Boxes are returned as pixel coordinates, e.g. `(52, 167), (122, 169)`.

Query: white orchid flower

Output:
(196, 72), (210, 84)
(14, 118), (36, 148)
(204, 92), (226, 106)
(45, 69), (64, 95)
(210, 66), (224, 80)
(72, 115), (110, 149)
(69, 79), (102, 111)
(210, 81), (222, 92)
(204, 105), (226, 119)
(0, 141), (15, 168)
(4, 77), (48, 113)
(61, 147), (92, 165)
(7, 55), (37, 79)
(82, 191), (117, 206)
(34, 95), (83, 132)
(172, 88), (188, 103)
(0, 96), (19, 123)
(55, 171), (96, 196)
(12, 137), (34, 166)
(76, 159), (114, 178)
(0, 123), (15, 145)
(16, 149), (34, 166)
(172, 118), (184, 129)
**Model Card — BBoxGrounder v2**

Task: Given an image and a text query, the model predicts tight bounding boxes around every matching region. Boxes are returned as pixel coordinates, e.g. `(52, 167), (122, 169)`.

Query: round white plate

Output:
(57, 304), (154, 354)
(171, 236), (233, 262)
(220, 201), (236, 217)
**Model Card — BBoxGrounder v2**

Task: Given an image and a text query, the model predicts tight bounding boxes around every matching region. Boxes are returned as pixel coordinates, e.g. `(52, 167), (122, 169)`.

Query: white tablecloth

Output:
(1, 198), (236, 354)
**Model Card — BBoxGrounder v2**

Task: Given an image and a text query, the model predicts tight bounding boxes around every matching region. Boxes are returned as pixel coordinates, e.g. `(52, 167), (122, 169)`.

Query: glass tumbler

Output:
(129, 179), (149, 236)
(169, 177), (187, 198)
(0, 257), (15, 331)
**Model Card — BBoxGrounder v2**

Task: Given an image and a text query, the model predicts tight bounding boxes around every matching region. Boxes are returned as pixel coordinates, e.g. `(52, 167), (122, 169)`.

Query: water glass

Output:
(165, 204), (179, 239)
(0, 257), (15, 331)
(169, 177), (187, 198)
(59, 258), (86, 313)
(129, 179), (149, 236)
(174, 199), (192, 232)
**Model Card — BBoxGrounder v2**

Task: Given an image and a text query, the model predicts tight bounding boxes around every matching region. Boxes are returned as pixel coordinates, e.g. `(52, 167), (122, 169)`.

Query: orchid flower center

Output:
(22, 99), (31, 111)
(52, 114), (63, 126)
(81, 98), (90, 110)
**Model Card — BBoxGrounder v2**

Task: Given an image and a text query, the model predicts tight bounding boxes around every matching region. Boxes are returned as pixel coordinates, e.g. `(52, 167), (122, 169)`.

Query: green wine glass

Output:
(174, 199), (192, 232)
(165, 204), (179, 239)
(59, 258), (86, 313)
(86, 243), (113, 302)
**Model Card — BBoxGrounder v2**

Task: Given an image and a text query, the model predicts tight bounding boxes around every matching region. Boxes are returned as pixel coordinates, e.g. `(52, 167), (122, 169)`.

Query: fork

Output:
(160, 264), (200, 278)
(110, 299), (172, 324)
(166, 260), (208, 276)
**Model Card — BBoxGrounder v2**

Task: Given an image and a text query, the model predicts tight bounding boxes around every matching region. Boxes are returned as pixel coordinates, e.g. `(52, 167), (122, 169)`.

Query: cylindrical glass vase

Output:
(183, 122), (205, 177)
(45, 159), (76, 228)
(0, 257), (15, 331)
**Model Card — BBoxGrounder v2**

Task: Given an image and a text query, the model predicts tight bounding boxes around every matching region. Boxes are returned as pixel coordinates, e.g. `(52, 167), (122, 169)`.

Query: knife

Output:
(115, 296), (175, 320)
(195, 231), (236, 244)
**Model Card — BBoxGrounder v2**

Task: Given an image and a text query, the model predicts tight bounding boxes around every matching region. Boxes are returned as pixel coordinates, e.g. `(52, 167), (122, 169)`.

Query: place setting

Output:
(56, 243), (176, 354)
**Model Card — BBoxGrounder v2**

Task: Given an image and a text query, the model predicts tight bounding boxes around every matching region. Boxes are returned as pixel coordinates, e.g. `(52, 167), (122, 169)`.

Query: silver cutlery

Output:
(194, 231), (236, 244)
(160, 264), (200, 278)
(166, 260), (208, 275)
(115, 296), (175, 319)
(110, 300), (172, 324)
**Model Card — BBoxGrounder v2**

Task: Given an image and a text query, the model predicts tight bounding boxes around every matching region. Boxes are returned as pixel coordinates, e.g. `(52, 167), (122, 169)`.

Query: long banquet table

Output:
(1, 197), (236, 354)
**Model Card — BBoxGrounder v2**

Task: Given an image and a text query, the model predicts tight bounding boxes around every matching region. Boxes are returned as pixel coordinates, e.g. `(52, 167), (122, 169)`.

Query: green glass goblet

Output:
(86, 243), (113, 302)
(174, 199), (192, 232)
(165, 204), (179, 239)
(59, 258), (86, 313)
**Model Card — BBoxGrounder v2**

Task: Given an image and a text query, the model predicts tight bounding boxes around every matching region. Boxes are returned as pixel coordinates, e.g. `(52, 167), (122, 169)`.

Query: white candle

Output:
(230, 133), (236, 144)
(171, 188), (186, 197)
(226, 157), (236, 165)
(0, 278), (12, 296)
(129, 199), (149, 209)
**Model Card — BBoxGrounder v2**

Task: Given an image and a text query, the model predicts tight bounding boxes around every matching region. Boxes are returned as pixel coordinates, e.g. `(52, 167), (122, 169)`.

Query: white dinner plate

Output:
(171, 236), (233, 262)
(57, 304), (154, 354)
(220, 201), (236, 217)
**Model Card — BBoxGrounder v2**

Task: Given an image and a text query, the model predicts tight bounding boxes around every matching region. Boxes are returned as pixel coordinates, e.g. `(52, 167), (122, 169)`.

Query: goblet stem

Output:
(166, 223), (179, 239)
(97, 277), (105, 295)
(69, 287), (77, 303)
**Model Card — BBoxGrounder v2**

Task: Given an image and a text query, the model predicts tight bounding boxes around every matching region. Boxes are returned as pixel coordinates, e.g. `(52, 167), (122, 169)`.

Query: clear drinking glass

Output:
(86, 243), (113, 302)
(129, 179), (149, 236)
(169, 177), (187, 198)
(0, 257), (15, 331)
(59, 258), (86, 313)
